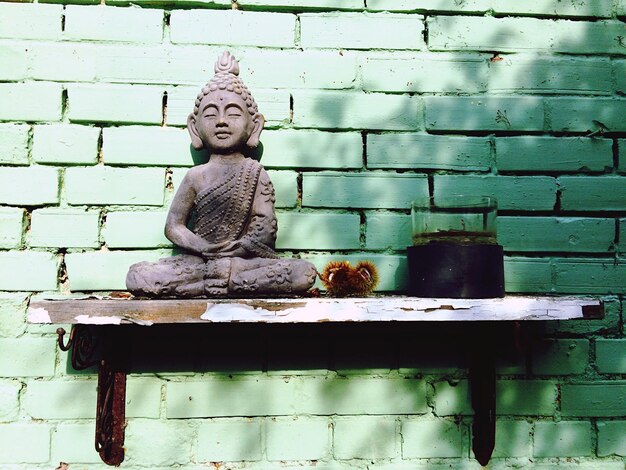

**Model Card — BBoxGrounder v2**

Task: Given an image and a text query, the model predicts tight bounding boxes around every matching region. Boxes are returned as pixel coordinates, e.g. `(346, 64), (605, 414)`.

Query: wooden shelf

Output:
(28, 295), (603, 325)
(26, 294), (604, 467)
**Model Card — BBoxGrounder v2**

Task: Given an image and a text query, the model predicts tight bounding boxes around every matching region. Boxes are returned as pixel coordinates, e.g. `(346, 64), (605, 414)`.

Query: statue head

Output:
(187, 52), (265, 153)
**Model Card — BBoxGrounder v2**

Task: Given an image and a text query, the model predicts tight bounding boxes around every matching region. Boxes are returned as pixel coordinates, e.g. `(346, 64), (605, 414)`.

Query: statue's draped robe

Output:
(194, 158), (277, 259)
(126, 158), (316, 297)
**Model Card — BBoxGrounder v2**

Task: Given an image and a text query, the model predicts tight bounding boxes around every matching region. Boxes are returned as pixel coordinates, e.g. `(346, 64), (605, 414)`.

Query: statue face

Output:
(193, 89), (255, 153)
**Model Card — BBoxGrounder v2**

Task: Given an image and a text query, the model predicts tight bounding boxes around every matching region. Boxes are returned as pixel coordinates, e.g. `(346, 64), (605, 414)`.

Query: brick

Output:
(167, 86), (291, 126)
(260, 130), (362, 169)
(29, 209), (100, 248)
(303, 253), (407, 291)
(497, 380), (557, 416)
(598, 421), (626, 457)
(0, 380), (20, 421)
(67, 84), (163, 125)
(24, 380), (95, 418)
(294, 91), (422, 131)
(93, 43), (210, 85)
(52, 423), (101, 464)
(429, 16), (553, 52)
(559, 176), (626, 211)
(64, 5), (163, 43)
(554, 258), (626, 294)
(504, 257), (552, 293)
(368, 0), (490, 12)
(368, 133), (490, 171)
(0, 423), (50, 463)
(489, 56), (612, 96)
(0, 82), (62, 122)
(303, 172), (428, 209)
(0, 338), (56, 377)
(0, 207), (24, 249)
(300, 13), (423, 50)
(553, 20), (626, 54)
(65, 250), (170, 291)
(531, 339), (589, 375)
(498, 217), (614, 253)
(103, 126), (194, 166)
(333, 416), (397, 460)
(65, 166), (164, 206)
(425, 96), (545, 132)
(32, 124), (100, 165)
(196, 419), (262, 462)
(0, 166), (59, 206)
(402, 419), (463, 458)
(126, 419), (193, 466)
(434, 380), (471, 416)
(0, 3), (62, 40)
(126, 377), (162, 418)
(363, 53), (486, 93)
(276, 211), (360, 250)
(562, 382), (626, 417)
(620, 0), (626, 15)
(0, 251), (58, 291)
(617, 62), (626, 95)
(491, 420), (531, 458)
(29, 42), (98, 82)
(267, 170), (298, 208)
(503, 463), (621, 470)
(266, 417), (330, 461)
(595, 339), (626, 374)
(170, 10), (295, 47)
(0, 43), (28, 82)
(365, 212), (411, 251)
(434, 175), (557, 211)
(493, 0), (612, 17)
(105, 211), (170, 248)
(0, 293), (28, 338)
(241, 49), (358, 90)
(533, 421), (592, 457)
(496, 136), (612, 173)
(0, 124), (29, 165)
(242, 0), (362, 8)
(167, 376), (427, 418)
(548, 98), (626, 133)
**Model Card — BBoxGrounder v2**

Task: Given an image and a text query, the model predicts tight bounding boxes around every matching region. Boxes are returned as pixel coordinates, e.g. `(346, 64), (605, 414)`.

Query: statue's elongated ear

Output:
(246, 113), (265, 148)
(187, 113), (204, 150)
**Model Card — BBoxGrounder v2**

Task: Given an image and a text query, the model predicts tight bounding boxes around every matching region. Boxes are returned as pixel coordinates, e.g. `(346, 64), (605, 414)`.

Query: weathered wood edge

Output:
(27, 296), (604, 326)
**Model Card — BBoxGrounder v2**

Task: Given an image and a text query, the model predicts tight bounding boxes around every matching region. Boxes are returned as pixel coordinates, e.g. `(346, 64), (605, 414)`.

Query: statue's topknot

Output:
(214, 51), (240, 75)
(193, 51), (258, 117)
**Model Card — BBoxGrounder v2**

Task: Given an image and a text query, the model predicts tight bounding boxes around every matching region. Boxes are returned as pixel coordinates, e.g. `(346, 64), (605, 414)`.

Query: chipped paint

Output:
(27, 296), (603, 325)
(74, 314), (123, 325)
(27, 307), (52, 324)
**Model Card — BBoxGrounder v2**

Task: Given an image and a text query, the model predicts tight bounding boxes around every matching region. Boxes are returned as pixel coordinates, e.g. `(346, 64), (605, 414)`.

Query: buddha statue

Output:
(126, 52), (317, 298)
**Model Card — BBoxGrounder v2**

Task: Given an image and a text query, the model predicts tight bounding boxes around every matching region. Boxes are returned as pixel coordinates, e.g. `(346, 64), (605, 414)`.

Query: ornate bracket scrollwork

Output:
(96, 358), (126, 466)
(56, 326), (101, 370)
(56, 325), (127, 467)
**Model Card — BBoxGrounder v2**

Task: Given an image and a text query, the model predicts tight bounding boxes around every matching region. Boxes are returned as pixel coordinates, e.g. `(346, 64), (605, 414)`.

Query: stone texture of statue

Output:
(126, 52), (317, 298)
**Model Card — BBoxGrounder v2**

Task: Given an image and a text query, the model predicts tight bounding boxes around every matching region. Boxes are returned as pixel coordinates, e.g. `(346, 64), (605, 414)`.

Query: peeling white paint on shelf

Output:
(27, 307), (51, 324)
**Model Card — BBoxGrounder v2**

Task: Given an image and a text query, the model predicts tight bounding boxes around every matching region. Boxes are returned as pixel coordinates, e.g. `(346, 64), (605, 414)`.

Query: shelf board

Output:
(27, 295), (604, 326)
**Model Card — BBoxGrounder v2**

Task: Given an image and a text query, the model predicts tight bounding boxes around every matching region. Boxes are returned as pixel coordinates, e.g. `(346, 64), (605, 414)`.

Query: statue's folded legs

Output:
(126, 256), (317, 298)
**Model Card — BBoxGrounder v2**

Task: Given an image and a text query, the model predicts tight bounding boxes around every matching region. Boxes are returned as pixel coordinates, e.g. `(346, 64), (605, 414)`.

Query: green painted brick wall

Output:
(0, 124), (29, 165)
(1, 1), (625, 468)
(32, 124), (100, 165)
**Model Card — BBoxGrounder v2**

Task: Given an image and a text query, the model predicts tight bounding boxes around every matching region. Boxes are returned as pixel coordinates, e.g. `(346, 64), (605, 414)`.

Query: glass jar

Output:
(411, 196), (497, 246)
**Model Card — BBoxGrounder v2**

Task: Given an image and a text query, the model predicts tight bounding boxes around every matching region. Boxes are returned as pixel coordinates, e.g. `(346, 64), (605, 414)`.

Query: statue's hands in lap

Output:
(201, 240), (247, 259)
